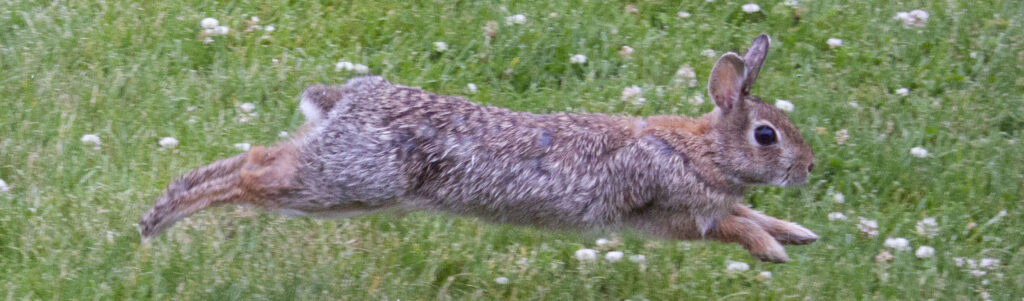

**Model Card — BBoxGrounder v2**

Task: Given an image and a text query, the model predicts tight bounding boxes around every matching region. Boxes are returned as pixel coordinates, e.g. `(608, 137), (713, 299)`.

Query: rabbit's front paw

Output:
(714, 214), (790, 263)
(731, 206), (818, 246)
(749, 240), (789, 263)
(772, 222), (818, 245)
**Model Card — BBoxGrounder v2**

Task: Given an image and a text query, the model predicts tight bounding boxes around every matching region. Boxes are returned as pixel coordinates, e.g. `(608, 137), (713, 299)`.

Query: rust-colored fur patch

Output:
(240, 143), (300, 205)
(644, 115), (711, 136)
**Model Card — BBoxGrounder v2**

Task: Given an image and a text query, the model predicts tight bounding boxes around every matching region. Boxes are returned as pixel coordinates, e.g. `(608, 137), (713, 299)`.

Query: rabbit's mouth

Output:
(770, 164), (809, 187)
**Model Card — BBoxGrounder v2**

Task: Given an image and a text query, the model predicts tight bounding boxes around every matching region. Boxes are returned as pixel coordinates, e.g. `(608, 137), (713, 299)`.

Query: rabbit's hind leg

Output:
(140, 143), (301, 240)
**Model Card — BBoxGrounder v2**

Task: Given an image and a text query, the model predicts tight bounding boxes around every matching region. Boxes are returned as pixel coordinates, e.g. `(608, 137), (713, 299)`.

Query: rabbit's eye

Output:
(754, 126), (777, 145)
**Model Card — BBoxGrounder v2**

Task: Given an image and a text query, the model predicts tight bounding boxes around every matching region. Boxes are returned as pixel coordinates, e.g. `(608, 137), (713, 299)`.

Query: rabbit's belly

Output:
(270, 207), (377, 219)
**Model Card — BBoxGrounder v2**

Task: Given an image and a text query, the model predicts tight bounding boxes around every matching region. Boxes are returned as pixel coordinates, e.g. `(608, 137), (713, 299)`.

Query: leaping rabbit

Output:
(140, 34), (817, 263)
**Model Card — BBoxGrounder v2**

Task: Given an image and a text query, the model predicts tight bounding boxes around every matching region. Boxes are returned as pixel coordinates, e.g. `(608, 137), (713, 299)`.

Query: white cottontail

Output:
(141, 34), (817, 262)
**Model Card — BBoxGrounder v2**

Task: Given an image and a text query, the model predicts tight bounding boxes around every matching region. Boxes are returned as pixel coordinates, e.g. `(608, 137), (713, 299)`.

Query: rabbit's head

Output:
(705, 35), (814, 187)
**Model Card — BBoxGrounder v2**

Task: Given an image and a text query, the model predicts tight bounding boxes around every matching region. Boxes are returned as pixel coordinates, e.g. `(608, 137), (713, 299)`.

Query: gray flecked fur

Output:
(141, 34), (818, 262)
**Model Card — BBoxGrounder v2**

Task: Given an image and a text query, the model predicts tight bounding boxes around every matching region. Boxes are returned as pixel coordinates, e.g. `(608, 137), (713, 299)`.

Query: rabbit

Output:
(140, 34), (817, 263)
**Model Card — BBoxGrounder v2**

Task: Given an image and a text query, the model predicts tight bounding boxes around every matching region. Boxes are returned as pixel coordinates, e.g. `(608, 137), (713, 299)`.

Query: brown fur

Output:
(140, 34), (818, 262)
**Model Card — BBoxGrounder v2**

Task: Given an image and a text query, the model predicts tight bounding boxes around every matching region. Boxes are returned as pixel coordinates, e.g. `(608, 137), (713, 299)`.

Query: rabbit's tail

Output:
(299, 84), (345, 124)
(140, 144), (300, 240)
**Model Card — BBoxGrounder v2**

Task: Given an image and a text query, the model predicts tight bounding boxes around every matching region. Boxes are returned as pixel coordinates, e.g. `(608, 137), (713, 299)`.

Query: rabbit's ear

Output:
(741, 34), (771, 94)
(708, 52), (746, 112)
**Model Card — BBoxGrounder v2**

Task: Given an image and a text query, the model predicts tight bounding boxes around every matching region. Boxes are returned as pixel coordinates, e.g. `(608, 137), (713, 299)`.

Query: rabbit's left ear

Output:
(708, 52), (746, 113)
(741, 34), (771, 94)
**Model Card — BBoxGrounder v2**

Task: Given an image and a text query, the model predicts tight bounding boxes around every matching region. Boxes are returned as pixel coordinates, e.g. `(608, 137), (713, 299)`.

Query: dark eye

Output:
(754, 126), (777, 145)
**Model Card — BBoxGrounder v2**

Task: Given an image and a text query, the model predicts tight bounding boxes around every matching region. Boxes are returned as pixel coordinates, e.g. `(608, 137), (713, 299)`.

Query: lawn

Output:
(1, 0), (1022, 299)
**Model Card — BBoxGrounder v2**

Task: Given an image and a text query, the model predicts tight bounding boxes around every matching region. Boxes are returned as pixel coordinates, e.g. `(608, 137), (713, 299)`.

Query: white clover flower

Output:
(628, 254), (646, 263)
(915, 217), (939, 238)
(433, 41), (448, 52)
(884, 237), (911, 251)
(81, 134), (102, 149)
(675, 65), (697, 88)
(605, 251), (624, 262)
(979, 258), (1000, 269)
(595, 238), (610, 247)
(575, 248), (598, 262)
(278, 131), (290, 138)
(352, 64), (370, 74)
(239, 102), (256, 113)
(202, 37), (214, 44)
(835, 129), (850, 145)
(857, 217), (879, 237)
(827, 38), (843, 49)
(832, 192), (845, 203)
(494, 276), (509, 284)
(0, 178), (8, 193)
(774, 99), (794, 113)
(687, 94), (705, 106)
(677, 11), (691, 18)
(200, 18), (219, 29)
(265, 25), (275, 32)
(81, 134), (101, 144)
(335, 61), (355, 72)
(915, 246), (935, 258)
(619, 46), (635, 59)
(569, 54), (587, 64)
(953, 257), (966, 267)
(828, 212), (848, 221)
(894, 10), (929, 28)
(756, 271), (772, 281)
(213, 25), (230, 36)
(506, 14), (527, 25)
(970, 269), (987, 277)
(159, 137), (179, 149)
(969, 51), (978, 59)
(483, 21), (499, 37)
(783, 0), (799, 6)
(621, 85), (645, 105)
(466, 83), (478, 94)
(895, 88), (910, 96)
(910, 146), (929, 158)
(875, 250), (893, 263)
(624, 4), (639, 14)
(700, 49), (717, 58)
(234, 142), (251, 151)
(725, 261), (750, 273)
(741, 3), (761, 13)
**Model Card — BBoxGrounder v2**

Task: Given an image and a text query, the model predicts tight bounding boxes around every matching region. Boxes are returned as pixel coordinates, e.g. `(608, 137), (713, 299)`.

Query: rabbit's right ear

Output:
(741, 34), (770, 95)
(708, 52), (746, 113)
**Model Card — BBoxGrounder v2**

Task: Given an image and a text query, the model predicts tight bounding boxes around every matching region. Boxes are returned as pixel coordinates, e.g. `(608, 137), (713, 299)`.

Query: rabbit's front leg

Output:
(732, 205), (818, 245)
(711, 213), (790, 263)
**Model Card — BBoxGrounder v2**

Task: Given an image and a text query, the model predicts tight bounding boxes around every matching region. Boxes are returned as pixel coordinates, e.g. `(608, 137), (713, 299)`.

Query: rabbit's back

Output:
(299, 77), (663, 227)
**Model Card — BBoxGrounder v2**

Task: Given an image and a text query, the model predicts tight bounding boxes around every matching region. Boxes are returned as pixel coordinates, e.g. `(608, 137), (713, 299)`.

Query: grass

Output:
(1, 0), (1023, 299)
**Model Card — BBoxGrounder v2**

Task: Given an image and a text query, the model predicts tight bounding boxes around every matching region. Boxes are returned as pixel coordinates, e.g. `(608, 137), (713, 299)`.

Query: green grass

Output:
(2, 0), (1023, 299)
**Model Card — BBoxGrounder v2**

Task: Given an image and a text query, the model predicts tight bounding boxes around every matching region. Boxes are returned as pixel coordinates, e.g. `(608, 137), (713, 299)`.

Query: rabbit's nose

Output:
(807, 163), (814, 172)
